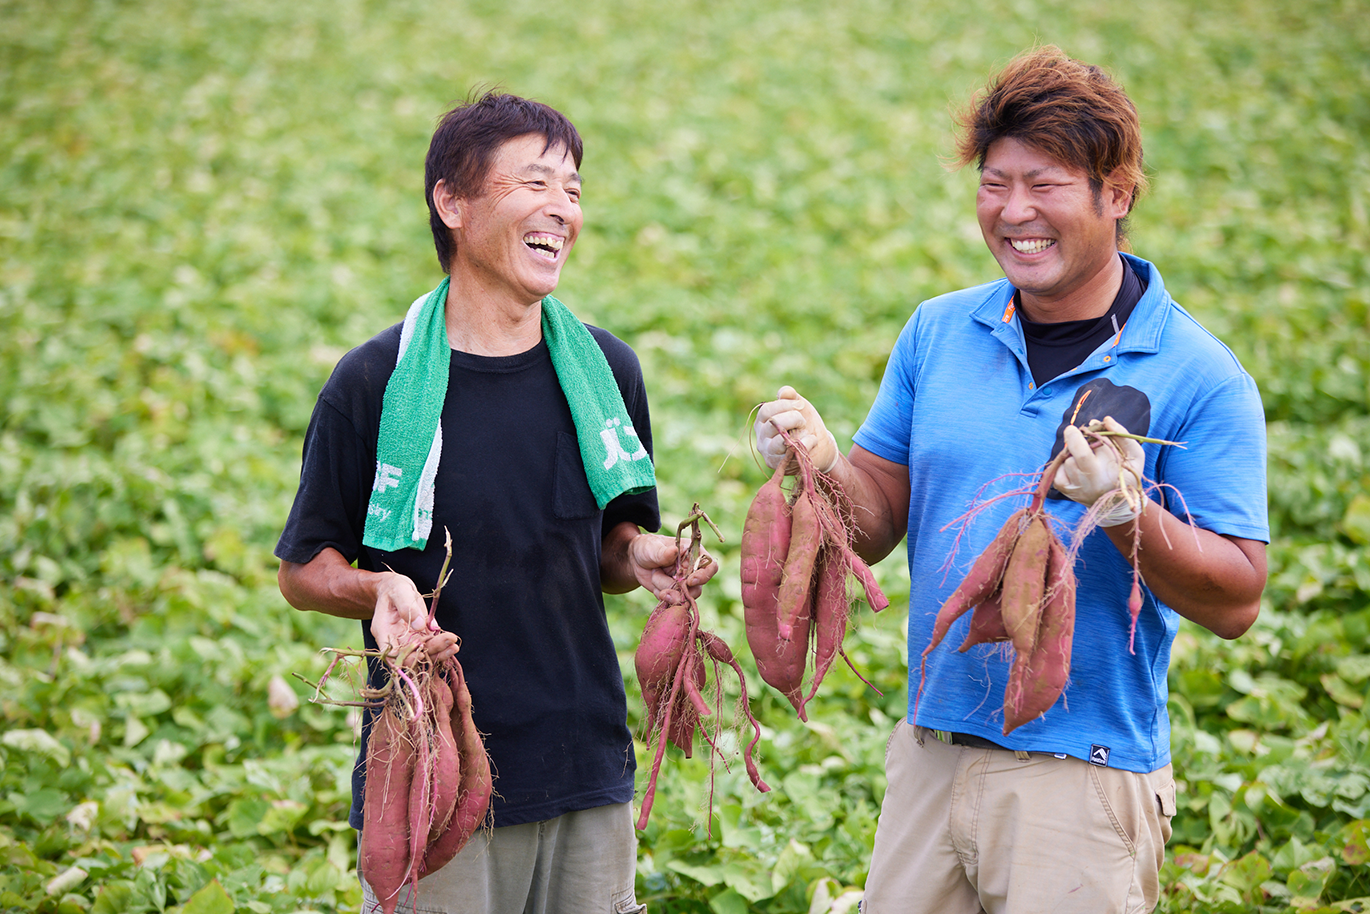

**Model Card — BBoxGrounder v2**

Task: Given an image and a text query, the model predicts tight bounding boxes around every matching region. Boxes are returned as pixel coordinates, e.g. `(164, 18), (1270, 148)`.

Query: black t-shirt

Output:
(275, 320), (660, 828)
(1018, 254), (1148, 386)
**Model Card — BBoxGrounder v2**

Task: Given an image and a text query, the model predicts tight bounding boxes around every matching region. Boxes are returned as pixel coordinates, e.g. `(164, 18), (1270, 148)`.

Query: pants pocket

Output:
(612, 887), (647, 913)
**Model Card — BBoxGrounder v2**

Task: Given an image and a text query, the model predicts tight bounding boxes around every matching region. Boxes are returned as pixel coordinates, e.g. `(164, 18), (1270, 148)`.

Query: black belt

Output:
(933, 729), (1067, 759)
(946, 731), (1011, 751)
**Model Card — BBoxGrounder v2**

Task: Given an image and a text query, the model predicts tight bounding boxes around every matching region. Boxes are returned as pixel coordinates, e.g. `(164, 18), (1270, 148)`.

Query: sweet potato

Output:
(812, 494), (890, 614)
(406, 706), (434, 885)
(422, 663), (491, 876)
(741, 458), (792, 617)
(799, 544), (849, 717)
(740, 458), (809, 708)
(636, 595), (695, 744)
(670, 656), (707, 757)
(838, 546), (890, 613)
(744, 435), (888, 718)
(776, 487), (820, 643)
(303, 531), (492, 908)
(957, 586), (1010, 651)
(697, 631), (770, 794)
(635, 505), (768, 831)
(925, 508), (1024, 656)
(1126, 576), (1144, 654)
(999, 512), (1051, 657)
(359, 705), (416, 914)
(423, 675), (459, 849)
(1002, 535), (1076, 733)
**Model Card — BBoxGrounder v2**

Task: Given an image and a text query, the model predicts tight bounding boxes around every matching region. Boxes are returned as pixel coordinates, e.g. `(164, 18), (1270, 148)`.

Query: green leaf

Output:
(1340, 494), (1370, 545)
(1338, 655), (1370, 684)
(257, 799), (308, 837)
(90, 883), (138, 914)
(1286, 856), (1335, 908)
(667, 860), (725, 887)
(1321, 673), (1365, 710)
(11, 788), (68, 825)
(2, 729), (71, 767)
(1339, 820), (1370, 866)
(722, 857), (775, 902)
(1220, 851), (1272, 897)
(222, 797), (271, 839)
(708, 888), (750, 914)
(182, 880), (236, 914)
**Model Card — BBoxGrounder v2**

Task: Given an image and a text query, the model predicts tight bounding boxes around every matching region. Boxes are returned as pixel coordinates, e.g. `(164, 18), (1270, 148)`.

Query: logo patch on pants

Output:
(1089, 744), (1111, 767)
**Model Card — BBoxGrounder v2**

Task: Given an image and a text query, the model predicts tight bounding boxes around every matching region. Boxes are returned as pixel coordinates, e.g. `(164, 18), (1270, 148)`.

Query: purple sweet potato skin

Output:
(776, 488), (820, 644)
(1002, 535), (1076, 734)
(636, 597), (693, 737)
(925, 509), (1024, 656)
(359, 706), (416, 913)
(1000, 513), (1051, 657)
(958, 587), (1010, 651)
(742, 461), (809, 701)
(422, 664), (491, 877)
(798, 545), (849, 717)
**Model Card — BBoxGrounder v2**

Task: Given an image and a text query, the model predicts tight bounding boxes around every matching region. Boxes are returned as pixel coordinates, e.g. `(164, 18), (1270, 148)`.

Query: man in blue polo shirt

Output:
(756, 47), (1267, 913)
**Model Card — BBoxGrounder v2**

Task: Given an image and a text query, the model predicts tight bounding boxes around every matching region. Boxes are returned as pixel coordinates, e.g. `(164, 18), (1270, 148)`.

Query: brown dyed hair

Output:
(425, 90), (583, 273)
(953, 46), (1147, 243)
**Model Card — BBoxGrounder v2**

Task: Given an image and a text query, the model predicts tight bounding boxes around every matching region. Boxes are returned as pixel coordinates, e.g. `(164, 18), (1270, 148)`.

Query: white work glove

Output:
(1054, 416), (1146, 527)
(754, 386), (840, 473)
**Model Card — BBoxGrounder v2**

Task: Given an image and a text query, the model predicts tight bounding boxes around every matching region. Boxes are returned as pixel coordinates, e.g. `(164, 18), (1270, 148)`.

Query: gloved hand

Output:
(1054, 416), (1146, 527)
(754, 386), (840, 473)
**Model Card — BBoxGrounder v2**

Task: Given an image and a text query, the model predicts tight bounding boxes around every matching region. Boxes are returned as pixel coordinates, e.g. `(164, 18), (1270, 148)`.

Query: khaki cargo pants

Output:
(862, 721), (1175, 914)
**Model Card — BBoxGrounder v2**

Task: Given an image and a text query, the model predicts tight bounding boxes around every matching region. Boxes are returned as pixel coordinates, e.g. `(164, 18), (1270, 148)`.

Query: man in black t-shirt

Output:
(276, 92), (713, 914)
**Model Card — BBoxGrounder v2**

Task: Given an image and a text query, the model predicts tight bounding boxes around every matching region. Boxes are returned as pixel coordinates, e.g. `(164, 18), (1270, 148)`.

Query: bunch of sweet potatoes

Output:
(741, 440), (889, 721)
(303, 534), (492, 914)
(920, 436), (1127, 734)
(358, 655), (492, 913)
(634, 505), (769, 830)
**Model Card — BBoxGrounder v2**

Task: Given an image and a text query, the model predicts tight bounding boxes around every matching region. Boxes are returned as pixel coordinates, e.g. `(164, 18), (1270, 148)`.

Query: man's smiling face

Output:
(976, 137), (1131, 320)
(451, 133), (583, 305)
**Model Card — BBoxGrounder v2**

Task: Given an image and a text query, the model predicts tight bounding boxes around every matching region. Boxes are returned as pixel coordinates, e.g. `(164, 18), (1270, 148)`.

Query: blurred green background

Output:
(2, 0), (1368, 911)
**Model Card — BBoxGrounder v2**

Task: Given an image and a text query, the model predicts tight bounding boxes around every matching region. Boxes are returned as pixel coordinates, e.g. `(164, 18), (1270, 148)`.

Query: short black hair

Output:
(425, 90), (583, 272)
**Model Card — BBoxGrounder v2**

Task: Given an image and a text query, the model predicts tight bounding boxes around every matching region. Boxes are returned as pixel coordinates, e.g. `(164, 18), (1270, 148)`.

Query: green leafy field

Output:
(2, 0), (1367, 911)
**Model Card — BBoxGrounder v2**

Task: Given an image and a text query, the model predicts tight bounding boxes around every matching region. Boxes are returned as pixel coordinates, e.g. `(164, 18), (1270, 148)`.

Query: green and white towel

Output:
(362, 278), (656, 552)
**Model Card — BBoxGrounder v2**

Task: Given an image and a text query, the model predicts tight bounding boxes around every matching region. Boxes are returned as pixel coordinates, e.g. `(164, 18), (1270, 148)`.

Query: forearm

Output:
(600, 521), (644, 594)
(1104, 505), (1266, 639)
(278, 546), (393, 620)
(825, 446), (910, 565)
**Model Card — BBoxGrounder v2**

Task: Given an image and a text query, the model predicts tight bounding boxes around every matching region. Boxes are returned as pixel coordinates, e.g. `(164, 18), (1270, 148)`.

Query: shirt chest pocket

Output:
(554, 431), (599, 520)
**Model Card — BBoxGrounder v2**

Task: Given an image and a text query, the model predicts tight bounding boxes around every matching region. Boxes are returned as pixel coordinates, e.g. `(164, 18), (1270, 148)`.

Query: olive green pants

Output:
(862, 721), (1175, 914)
(360, 801), (644, 914)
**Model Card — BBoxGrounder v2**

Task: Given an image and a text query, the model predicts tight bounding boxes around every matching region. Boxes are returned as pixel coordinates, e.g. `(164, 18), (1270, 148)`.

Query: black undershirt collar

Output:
(1017, 254), (1147, 387)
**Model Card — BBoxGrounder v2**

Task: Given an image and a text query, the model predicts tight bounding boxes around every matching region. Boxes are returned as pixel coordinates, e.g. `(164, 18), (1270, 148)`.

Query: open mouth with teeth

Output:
(524, 232), (564, 259)
(1010, 238), (1056, 255)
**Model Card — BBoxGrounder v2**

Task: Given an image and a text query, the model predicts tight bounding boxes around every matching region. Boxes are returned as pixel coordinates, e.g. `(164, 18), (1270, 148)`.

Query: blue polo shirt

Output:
(854, 254), (1268, 773)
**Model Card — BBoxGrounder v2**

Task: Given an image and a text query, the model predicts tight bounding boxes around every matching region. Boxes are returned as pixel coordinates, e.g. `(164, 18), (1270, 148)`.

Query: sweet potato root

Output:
(798, 544), (850, 718)
(742, 457), (810, 713)
(776, 488), (820, 644)
(1002, 535), (1077, 733)
(423, 663), (491, 875)
(925, 508), (1024, 655)
(742, 433), (887, 720)
(358, 704), (416, 914)
(635, 505), (769, 832)
(305, 531), (493, 911)
(958, 587), (1009, 651)
(1000, 512), (1052, 658)
(920, 422), (1178, 735)
(636, 594), (699, 753)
